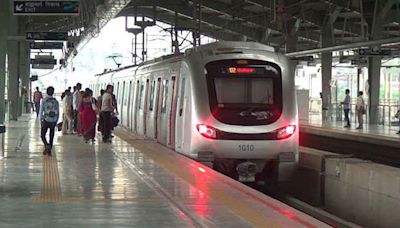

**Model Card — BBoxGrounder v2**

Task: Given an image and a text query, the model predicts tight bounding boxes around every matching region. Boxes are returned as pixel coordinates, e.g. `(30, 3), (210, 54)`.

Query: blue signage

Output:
(26, 32), (68, 41)
(14, 1), (80, 15)
(30, 42), (64, 49)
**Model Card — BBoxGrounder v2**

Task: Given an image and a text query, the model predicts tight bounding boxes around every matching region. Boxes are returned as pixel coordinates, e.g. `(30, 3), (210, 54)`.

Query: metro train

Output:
(91, 41), (298, 183)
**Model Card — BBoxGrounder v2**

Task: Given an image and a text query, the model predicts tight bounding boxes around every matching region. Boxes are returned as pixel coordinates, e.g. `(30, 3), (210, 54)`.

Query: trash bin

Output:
(25, 101), (33, 113)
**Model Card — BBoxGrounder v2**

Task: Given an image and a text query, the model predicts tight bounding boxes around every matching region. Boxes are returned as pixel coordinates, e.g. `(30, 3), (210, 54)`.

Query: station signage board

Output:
(358, 48), (391, 56)
(30, 75), (38, 81)
(32, 64), (55, 69)
(13, 1), (80, 15)
(289, 56), (314, 62)
(30, 58), (57, 65)
(29, 42), (63, 49)
(26, 32), (68, 41)
(351, 59), (368, 66)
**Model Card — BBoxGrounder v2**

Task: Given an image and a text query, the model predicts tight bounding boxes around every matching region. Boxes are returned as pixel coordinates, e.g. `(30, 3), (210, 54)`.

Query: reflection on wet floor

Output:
(0, 115), (195, 227)
(0, 114), (329, 227)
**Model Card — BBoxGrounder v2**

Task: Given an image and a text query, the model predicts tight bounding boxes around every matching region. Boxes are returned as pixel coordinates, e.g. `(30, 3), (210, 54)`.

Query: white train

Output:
(91, 41), (298, 183)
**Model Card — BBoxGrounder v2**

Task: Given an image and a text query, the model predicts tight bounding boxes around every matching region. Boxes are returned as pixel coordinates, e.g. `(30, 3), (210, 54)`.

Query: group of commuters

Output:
(341, 89), (366, 129)
(341, 89), (400, 134)
(34, 83), (118, 156)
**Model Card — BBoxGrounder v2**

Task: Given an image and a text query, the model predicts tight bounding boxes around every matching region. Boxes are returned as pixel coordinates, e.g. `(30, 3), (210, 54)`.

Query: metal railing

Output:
(309, 98), (400, 126)
(335, 103), (370, 125)
(377, 104), (400, 126)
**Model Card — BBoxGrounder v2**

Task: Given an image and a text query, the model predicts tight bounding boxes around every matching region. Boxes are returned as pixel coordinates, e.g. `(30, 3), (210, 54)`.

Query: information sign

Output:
(29, 42), (63, 49)
(358, 48), (391, 56)
(26, 32), (68, 41)
(30, 58), (57, 65)
(14, 1), (80, 15)
(351, 59), (368, 65)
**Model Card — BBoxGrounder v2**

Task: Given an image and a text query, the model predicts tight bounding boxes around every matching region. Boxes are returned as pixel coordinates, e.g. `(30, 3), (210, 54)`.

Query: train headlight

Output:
(196, 124), (217, 139)
(275, 125), (296, 139)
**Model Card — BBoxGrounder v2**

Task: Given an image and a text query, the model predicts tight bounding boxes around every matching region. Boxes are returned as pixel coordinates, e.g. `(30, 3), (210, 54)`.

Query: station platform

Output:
(300, 118), (400, 167)
(0, 114), (329, 227)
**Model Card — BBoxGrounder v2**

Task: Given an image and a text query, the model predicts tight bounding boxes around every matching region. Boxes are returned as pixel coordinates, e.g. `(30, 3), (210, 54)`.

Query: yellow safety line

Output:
(33, 155), (63, 203)
(115, 129), (281, 228)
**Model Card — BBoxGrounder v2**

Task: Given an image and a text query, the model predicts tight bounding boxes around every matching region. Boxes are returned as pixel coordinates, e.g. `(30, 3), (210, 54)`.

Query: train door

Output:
(127, 81), (132, 130)
(143, 79), (149, 136)
(175, 76), (186, 151)
(158, 79), (169, 145)
(168, 76), (177, 149)
(146, 79), (157, 138)
(154, 78), (161, 139)
(121, 81), (126, 126)
(137, 80), (145, 135)
(133, 80), (140, 133)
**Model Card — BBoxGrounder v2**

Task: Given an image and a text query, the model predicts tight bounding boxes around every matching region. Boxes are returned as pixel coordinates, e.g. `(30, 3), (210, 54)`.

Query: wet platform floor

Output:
(0, 114), (329, 227)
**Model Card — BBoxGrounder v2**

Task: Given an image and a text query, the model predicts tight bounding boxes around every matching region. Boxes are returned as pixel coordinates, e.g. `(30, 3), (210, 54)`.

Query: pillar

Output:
(18, 18), (30, 115)
(8, 14), (19, 120)
(0, 1), (9, 124)
(321, 26), (333, 121)
(19, 41), (30, 114)
(368, 56), (381, 124)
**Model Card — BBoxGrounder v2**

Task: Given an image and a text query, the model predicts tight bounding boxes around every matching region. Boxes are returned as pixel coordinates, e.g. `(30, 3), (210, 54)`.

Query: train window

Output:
(161, 80), (169, 113)
(205, 59), (282, 125)
(139, 83), (144, 110)
(179, 78), (186, 116)
(214, 78), (273, 104)
(149, 80), (156, 111)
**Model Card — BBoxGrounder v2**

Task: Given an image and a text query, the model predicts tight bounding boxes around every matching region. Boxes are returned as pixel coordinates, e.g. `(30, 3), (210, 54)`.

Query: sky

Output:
(32, 17), (215, 92)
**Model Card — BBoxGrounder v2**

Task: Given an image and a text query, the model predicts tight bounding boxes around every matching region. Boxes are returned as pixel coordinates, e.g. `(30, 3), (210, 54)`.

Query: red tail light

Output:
(196, 124), (217, 139)
(275, 125), (296, 139)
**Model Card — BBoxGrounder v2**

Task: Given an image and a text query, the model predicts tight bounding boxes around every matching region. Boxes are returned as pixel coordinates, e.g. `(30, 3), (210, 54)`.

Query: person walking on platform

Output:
(101, 85), (115, 143)
(79, 89), (97, 143)
(97, 89), (105, 134)
(33, 87), (43, 118)
(72, 83), (82, 134)
(356, 91), (365, 129)
(39, 86), (59, 156)
(62, 90), (73, 134)
(341, 89), (351, 128)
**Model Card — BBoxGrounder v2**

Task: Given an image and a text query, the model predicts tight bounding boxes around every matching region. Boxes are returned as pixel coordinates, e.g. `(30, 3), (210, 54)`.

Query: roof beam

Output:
(123, 1), (264, 42)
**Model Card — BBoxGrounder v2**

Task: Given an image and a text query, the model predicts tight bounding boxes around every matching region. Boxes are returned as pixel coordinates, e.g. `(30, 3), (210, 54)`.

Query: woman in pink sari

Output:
(79, 89), (97, 143)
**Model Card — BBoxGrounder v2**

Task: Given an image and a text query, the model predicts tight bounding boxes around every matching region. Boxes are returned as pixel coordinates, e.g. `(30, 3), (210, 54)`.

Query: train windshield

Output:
(206, 59), (282, 125)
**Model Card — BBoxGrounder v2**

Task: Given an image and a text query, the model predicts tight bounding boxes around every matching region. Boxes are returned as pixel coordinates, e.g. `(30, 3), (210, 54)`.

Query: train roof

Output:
(95, 41), (277, 77)
(95, 53), (184, 77)
(184, 41), (276, 55)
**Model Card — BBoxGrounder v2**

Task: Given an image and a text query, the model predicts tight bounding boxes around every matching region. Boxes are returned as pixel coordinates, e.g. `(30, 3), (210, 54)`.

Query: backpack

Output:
(44, 97), (59, 122)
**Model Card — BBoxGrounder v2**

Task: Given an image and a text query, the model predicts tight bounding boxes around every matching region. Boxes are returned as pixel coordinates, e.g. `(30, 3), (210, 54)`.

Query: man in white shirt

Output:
(101, 85), (115, 142)
(356, 91), (365, 129)
(62, 90), (73, 134)
(72, 83), (82, 133)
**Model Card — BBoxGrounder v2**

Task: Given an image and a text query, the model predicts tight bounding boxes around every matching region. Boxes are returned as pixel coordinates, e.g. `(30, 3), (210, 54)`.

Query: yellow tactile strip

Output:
(33, 155), (62, 203)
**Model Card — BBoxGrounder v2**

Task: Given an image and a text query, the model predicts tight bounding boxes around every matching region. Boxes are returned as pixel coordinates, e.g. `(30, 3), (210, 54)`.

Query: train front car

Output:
(186, 42), (298, 183)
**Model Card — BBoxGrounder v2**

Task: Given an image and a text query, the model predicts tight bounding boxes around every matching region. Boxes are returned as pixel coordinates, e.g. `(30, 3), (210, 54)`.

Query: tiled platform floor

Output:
(0, 114), (329, 227)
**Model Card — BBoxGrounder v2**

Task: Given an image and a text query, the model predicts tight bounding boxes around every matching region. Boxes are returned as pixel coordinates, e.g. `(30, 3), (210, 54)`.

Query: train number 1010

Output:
(238, 144), (255, 152)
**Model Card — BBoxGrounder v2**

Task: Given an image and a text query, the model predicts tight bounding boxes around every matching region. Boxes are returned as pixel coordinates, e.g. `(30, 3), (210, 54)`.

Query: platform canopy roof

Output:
(24, 0), (400, 54)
